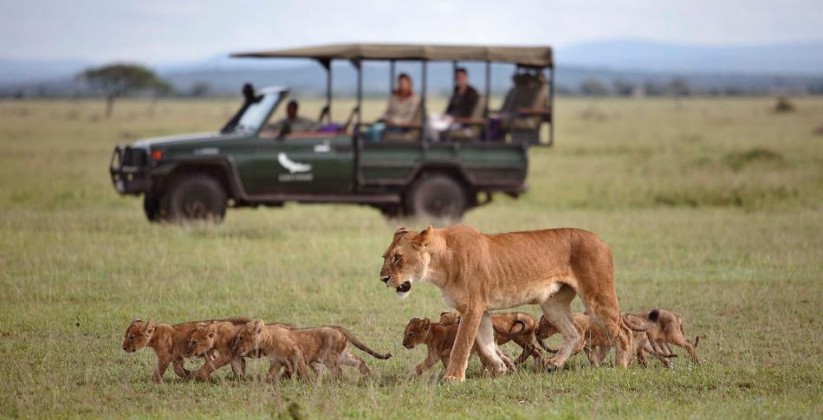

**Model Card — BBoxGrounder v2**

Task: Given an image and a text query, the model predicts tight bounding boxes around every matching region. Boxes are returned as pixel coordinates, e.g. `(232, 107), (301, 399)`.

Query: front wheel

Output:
(143, 195), (162, 222)
(405, 174), (468, 221)
(161, 174), (227, 223)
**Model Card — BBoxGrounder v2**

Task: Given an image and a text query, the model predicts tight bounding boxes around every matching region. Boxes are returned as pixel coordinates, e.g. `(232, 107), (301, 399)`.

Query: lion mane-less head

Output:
(234, 320), (266, 357)
(186, 322), (216, 357)
(402, 317), (432, 349)
(380, 226), (436, 298)
(122, 318), (155, 353)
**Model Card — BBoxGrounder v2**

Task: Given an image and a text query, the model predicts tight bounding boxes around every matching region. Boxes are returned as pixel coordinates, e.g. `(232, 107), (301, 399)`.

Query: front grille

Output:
(122, 147), (148, 166)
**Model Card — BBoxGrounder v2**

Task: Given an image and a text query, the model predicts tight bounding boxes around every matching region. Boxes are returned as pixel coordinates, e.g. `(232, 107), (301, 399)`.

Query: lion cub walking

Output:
(439, 311), (545, 369)
(234, 320), (391, 382)
(536, 312), (671, 367)
(403, 317), (513, 377)
(122, 317), (249, 383)
(640, 309), (700, 365)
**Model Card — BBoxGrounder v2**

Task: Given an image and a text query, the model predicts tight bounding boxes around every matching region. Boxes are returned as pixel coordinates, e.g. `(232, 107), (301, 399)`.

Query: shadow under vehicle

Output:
(109, 43), (555, 223)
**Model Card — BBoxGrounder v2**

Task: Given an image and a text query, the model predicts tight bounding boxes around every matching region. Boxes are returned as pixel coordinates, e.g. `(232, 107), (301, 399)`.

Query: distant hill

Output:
(2, 39), (823, 97)
(557, 39), (823, 75)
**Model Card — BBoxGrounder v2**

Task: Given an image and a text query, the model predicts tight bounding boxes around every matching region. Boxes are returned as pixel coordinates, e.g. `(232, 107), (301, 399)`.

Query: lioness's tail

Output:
(336, 328), (392, 359)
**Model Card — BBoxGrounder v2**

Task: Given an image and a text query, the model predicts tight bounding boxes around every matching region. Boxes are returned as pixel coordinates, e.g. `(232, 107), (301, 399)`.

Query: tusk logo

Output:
(277, 153), (312, 174)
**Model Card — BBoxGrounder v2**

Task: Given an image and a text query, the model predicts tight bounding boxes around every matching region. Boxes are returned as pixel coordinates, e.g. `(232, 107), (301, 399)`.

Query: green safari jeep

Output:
(109, 43), (554, 222)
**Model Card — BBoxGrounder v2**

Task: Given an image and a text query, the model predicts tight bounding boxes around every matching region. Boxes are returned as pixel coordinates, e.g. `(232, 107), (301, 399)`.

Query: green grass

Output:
(1, 97), (822, 418)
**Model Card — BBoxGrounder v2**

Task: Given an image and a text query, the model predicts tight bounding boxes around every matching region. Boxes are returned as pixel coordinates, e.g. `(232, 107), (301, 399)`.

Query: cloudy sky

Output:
(2, 0), (822, 63)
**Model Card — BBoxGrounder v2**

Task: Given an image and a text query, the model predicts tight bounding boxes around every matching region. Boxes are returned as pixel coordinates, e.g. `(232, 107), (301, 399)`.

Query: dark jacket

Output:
(445, 85), (479, 118)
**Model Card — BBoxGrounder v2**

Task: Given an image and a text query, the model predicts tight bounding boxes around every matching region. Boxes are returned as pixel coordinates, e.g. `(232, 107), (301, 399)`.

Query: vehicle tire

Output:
(162, 174), (227, 223)
(143, 195), (162, 222)
(405, 174), (468, 221)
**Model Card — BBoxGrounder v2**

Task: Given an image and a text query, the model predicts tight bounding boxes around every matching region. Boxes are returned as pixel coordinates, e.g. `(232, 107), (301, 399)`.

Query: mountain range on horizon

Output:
(2, 39), (822, 96)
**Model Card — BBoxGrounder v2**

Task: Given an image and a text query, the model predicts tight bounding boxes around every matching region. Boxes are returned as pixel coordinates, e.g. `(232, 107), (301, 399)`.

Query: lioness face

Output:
(380, 227), (433, 299)
(186, 323), (215, 357)
(122, 320), (154, 353)
(402, 318), (430, 349)
(234, 321), (264, 357)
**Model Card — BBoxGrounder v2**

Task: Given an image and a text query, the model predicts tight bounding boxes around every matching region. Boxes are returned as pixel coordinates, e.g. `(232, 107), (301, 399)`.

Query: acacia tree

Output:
(78, 64), (171, 117)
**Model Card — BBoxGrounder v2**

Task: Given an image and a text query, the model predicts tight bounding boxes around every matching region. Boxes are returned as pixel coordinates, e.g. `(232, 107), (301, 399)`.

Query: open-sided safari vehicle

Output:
(109, 43), (554, 223)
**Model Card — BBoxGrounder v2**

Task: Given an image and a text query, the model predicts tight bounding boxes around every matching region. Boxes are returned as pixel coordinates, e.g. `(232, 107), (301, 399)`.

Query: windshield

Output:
(234, 93), (281, 133)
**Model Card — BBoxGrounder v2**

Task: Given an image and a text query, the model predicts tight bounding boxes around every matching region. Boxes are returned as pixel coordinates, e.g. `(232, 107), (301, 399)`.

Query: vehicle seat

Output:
(495, 72), (549, 142)
(445, 95), (487, 142)
(384, 100), (424, 142)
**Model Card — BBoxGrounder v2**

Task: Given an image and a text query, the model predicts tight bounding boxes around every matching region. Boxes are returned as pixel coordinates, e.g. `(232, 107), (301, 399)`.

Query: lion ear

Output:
(144, 321), (156, 335)
(421, 318), (431, 328)
(207, 323), (218, 334)
(130, 318), (142, 325)
(414, 225), (434, 248)
(393, 227), (409, 240)
(253, 320), (265, 335)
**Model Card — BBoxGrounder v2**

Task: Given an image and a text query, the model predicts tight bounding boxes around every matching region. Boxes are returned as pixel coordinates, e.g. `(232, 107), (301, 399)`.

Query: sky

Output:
(1, 0), (822, 63)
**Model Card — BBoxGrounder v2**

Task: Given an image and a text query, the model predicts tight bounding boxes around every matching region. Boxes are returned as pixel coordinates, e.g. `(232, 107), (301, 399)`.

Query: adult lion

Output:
(379, 225), (632, 382)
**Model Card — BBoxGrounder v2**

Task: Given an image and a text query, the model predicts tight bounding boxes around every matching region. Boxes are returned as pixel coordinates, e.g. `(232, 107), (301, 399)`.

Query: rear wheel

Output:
(405, 174), (468, 221)
(162, 174), (227, 223)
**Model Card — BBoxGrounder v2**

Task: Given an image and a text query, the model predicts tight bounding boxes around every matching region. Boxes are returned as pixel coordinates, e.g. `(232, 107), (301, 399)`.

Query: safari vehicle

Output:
(109, 43), (555, 222)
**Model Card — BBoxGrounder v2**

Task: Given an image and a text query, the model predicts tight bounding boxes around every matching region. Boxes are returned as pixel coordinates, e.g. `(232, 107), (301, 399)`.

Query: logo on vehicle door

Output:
(277, 152), (313, 182)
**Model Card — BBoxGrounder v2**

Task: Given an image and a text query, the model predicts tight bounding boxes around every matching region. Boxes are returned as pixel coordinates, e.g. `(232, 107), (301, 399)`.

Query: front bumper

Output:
(109, 145), (151, 195)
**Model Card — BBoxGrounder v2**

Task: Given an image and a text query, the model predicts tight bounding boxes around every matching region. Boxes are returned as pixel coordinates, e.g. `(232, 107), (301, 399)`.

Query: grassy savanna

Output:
(1, 96), (821, 418)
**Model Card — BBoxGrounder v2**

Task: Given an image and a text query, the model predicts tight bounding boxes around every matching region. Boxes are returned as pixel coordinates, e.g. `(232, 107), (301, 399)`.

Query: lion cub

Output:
(403, 317), (511, 377)
(186, 320), (297, 380)
(640, 309), (700, 365)
(535, 313), (669, 367)
(234, 320), (391, 382)
(439, 311), (545, 369)
(122, 317), (248, 383)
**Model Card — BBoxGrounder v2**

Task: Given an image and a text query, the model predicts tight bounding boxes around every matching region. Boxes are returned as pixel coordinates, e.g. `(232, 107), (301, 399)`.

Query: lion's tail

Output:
(509, 313), (535, 334)
(622, 314), (649, 332)
(336, 327), (392, 360)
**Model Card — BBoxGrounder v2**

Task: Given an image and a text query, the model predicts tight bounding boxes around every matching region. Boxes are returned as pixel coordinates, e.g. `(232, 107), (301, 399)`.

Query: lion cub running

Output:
(234, 320), (391, 382)
(122, 317), (250, 383)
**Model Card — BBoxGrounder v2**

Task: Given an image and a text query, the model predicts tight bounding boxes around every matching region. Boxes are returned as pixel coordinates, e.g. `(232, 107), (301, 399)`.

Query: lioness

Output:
(439, 311), (545, 369)
(380, 225), (633, 382)
(642, 309), (700, 364)
(122, 317), (249, 383)
(234, 320), (391, 381)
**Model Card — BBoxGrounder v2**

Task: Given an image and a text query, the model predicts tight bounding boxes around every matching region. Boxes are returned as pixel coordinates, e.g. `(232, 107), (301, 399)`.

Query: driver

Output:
(267, 100), (320, 135)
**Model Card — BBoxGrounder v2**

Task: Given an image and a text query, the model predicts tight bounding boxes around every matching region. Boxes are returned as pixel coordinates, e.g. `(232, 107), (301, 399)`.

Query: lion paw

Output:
(441, 374), (465, 383)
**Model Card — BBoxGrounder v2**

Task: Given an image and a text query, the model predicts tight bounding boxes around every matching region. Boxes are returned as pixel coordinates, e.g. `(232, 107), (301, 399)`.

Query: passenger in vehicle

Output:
(267, 100), (321, 135)
(427, 67), (480, 140)
(446, 67), (479, 118)
(365, 73), (421, 141)
(382, 73), (420, 125)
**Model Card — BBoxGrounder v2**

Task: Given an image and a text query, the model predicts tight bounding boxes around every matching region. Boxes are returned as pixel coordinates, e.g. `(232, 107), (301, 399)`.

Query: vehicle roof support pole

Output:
(319, 58), (332, 122)
(548, 66), (554, 146)
(421, 60), (428, 144)
(390, 60), (395, 92)
(485, 61), (491, 141)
